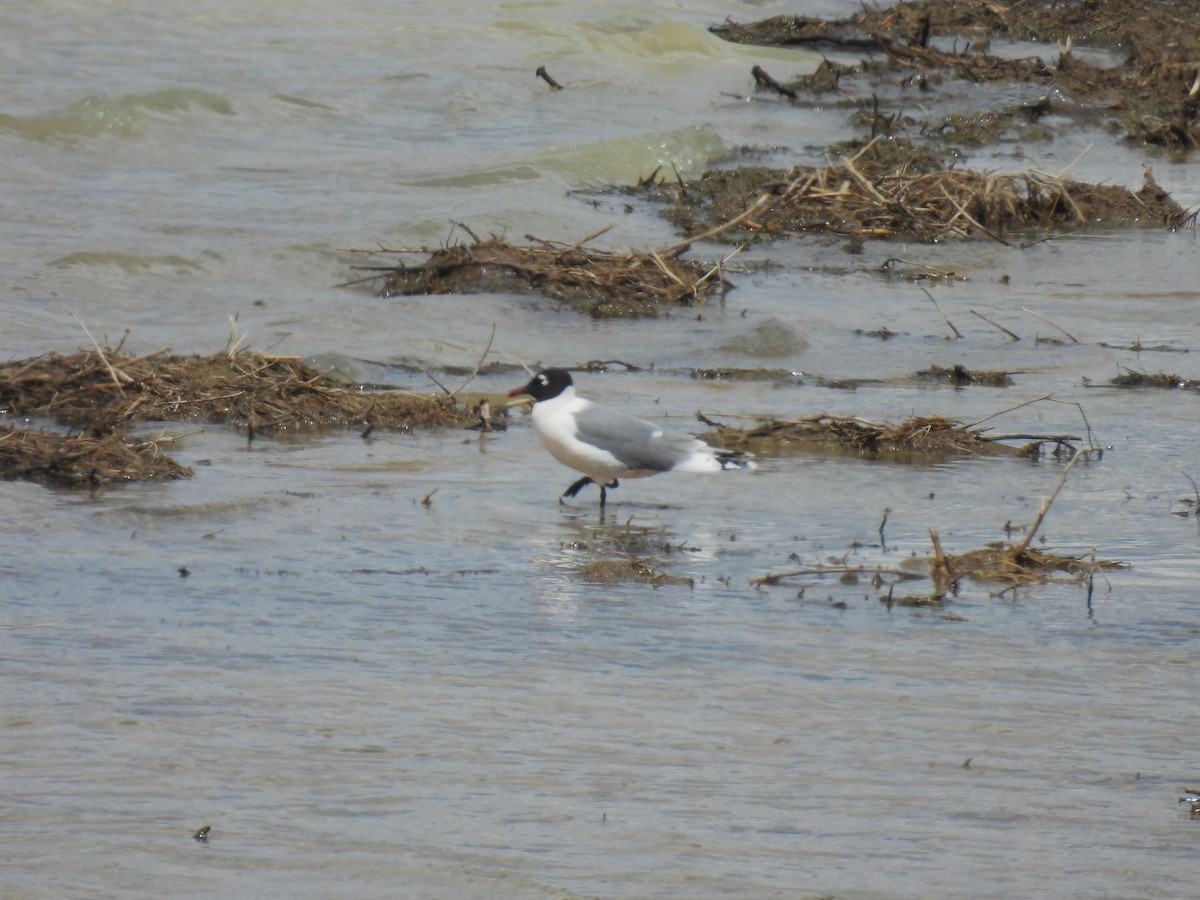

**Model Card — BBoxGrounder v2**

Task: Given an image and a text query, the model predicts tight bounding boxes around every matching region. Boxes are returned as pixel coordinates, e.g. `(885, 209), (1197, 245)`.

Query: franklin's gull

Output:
(508, 368), (753, 508)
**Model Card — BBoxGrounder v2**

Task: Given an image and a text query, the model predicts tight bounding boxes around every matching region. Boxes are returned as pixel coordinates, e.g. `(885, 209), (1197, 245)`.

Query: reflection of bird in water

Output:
(509, 368), (753, 508)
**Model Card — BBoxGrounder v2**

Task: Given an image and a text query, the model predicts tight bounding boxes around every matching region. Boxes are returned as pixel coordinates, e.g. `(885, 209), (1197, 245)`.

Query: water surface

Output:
(3, 2), (1200, 898)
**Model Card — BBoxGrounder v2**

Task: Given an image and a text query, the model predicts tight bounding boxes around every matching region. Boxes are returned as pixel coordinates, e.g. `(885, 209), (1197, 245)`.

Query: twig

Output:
(1184, 471), (1200, 507)
(424, 370), (452, 395)
(65, 308), (127, 391)
(929, 528), (956, 587)
(937, 184), (1012, 245)
(1043, 397), (1102, 453)
(332, 271), (392, 289)
(648, 250), (686, 287)
(1021, 307), (1078, 343)
(921, 287), (962, 339)
(654, 171), (807, 258)
(970, 309), (1021, 340)
(692, 244), (744, 294)
(962, 392), (1054, 430)
(449, 324), (497, 398)
(1016, 447), (1083, 556)
(750, 565), (922, 586)
(882, 258), (966, 280)
(564, 224), (615, 253)
(978, 432), (1080, 443)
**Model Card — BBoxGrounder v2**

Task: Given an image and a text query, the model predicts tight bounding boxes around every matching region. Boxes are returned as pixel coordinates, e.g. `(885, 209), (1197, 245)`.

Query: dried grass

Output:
(0, 348), (474, 433)
(370, 237), (729, 317)
(0, 424), (191, 486)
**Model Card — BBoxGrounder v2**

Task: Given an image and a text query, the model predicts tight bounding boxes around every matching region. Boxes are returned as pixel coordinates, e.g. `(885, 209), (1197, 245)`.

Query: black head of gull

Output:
(509, 368), (752, 509)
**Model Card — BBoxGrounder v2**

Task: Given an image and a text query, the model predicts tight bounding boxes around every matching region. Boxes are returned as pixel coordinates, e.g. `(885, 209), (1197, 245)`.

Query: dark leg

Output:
(561, 475), (593, 503)
(598, 479), (619, 509)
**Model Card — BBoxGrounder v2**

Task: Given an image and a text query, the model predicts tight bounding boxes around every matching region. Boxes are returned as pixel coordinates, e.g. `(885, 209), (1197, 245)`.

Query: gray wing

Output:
(572, 403), (700, 472)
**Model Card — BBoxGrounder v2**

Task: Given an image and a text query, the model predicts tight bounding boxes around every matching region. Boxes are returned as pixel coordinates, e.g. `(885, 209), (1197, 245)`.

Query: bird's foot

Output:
(561, 476), (594, 501)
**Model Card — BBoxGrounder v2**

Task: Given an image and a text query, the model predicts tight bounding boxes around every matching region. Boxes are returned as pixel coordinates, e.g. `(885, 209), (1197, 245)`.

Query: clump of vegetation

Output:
(0, 424), (191, 487)
(349, 230), (731, 318)
(0, 348), (473, 433)
(1107, 368), (1195, 390)
(637, 143), (1188, 245)
(697, 411), (1076, 460)
(753, 451), (1124, 604)
(713, 0), (1200, 150)
(0, 344), (483, 486)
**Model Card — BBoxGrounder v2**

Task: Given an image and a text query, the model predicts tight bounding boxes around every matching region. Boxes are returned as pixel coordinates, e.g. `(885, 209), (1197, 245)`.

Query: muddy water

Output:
(3, 1), (1200, 898)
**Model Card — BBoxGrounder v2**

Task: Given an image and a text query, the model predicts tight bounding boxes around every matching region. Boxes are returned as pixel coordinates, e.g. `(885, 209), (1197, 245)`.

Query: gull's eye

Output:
(538, 374), (548, 385)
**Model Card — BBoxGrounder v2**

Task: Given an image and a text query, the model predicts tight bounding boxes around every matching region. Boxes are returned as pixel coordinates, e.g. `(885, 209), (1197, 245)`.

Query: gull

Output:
(509, 368), (753, 508)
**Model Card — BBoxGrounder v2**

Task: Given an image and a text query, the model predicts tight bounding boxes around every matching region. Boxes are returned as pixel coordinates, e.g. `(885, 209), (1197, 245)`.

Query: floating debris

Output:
(0, 348), (475, 433)
(575, 558), (694, 587)
(697, 412), (1075, 459)
(691, 367), (803, 382)
(1107, 369), (1195, 390)
(713, 0), (1200, 151)
(0, 424), (192, 487)
(641, 150), (1188, 245)
(915, 364), (1015, 387)
(359, 234), (730, 318)
(1179, 789), (1200, 817)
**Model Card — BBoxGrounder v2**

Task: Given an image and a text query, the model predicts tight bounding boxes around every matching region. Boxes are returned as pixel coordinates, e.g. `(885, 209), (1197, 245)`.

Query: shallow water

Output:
(3, 2), (1200, 898)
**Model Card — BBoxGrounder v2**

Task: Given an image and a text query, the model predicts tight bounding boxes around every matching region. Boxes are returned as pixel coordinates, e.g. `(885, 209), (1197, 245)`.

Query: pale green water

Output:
(3, 2), (1200, 898)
